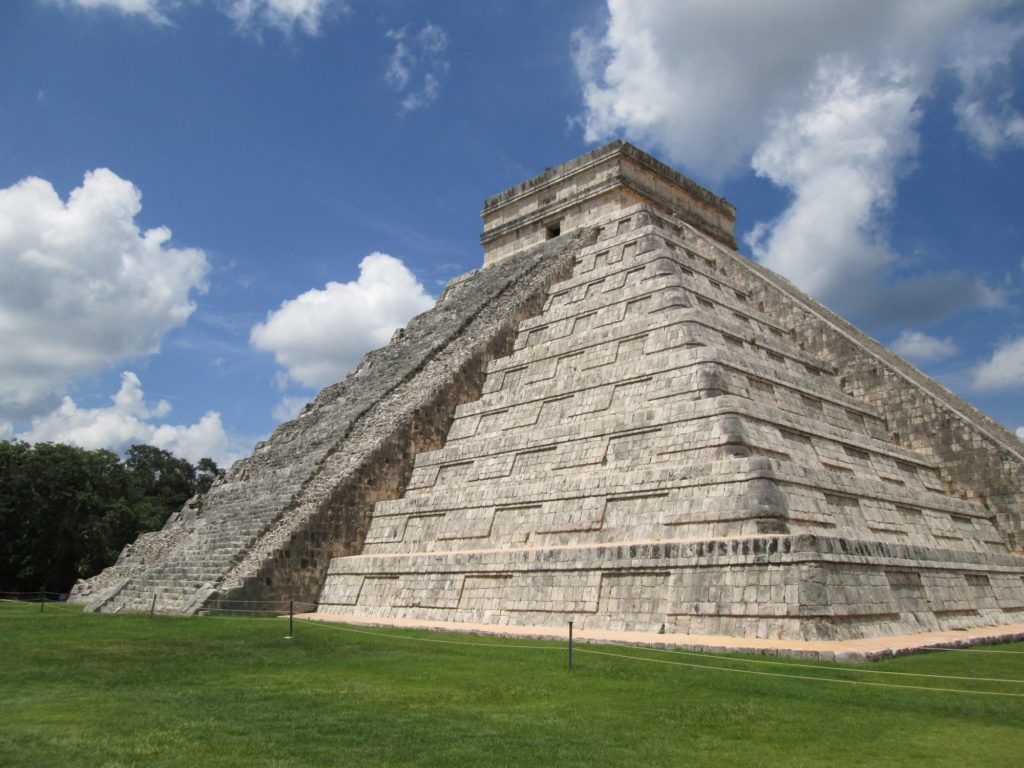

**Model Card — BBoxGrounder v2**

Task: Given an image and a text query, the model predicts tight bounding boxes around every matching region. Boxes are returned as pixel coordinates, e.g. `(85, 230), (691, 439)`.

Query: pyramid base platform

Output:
(317, 534), (1024, 642)
(301, 610), (1024, 663)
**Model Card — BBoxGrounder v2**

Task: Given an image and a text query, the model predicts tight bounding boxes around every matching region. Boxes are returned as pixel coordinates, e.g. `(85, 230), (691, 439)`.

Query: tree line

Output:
(0, 441), (223, 594)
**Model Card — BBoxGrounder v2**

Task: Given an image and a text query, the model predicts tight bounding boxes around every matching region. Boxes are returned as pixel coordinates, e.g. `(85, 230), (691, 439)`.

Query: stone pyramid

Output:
(317, 142), (1024, 641)
(75, 142), (1024, 644)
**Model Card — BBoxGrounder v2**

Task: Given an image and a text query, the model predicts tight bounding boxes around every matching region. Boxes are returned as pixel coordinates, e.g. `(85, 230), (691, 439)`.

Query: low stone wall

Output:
(319, 534), (1024, 640)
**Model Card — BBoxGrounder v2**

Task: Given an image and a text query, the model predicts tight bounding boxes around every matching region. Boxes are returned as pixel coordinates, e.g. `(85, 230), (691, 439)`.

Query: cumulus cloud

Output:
(890, 330), (959, 363)
(573, 1), (967, 179)
(385, 23), (449, 113)
(50, 0), (348, 35)
(1017, 426), (1024, 439)
(972, 336), (1024, 390)
(746, 59), (921, 302)
(16, 371), (231, 465)
(951, 19), (1024, 154)
(0, 169), (208, 420)
(574, 0), (1012, 321)
(250, 252), (434, 389)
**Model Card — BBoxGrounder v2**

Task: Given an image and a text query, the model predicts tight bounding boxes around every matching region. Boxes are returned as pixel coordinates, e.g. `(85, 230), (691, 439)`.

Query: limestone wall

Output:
(680, 223), (1024, 552)
(319, 204), (1024, 641)
(72, 232), (583, 613)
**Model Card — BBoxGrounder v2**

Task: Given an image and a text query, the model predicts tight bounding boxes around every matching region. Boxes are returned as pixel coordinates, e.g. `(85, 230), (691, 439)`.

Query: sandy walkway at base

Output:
(296, 612), (1024, 662)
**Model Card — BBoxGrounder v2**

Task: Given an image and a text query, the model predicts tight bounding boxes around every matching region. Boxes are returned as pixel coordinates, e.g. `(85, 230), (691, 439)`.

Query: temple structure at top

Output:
(480, 140), (736, 265)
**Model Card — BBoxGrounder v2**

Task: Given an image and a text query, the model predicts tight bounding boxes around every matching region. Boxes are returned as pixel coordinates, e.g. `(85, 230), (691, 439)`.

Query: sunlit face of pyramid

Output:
(319, 143), (1023, 642)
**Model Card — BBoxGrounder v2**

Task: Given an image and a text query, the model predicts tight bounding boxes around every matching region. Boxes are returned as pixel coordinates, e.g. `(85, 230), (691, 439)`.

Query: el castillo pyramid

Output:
(73, 141), (1024, 644)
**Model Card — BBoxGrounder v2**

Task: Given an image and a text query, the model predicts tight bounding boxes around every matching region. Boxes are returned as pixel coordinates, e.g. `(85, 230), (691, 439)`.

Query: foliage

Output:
(1, 605), (1023, 767)
(0, 442), (223, 592)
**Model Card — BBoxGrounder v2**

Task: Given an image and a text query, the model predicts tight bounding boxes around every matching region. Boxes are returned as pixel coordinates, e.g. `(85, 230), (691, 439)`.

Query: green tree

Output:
(0, 441), (135, 592)
(0, 441), (223, 593)
(195, 457), (224, 495)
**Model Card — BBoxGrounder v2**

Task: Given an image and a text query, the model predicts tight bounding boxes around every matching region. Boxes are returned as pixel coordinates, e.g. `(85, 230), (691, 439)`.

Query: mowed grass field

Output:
(1, 602), (1023, 767)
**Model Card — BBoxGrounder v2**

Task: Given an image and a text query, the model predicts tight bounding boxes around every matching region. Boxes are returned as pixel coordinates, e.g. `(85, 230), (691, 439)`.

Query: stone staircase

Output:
(71, 233), (582, 614)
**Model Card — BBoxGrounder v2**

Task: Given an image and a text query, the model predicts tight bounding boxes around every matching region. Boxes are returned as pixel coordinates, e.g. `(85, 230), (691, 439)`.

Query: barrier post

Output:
(568, 620), (573, 670)
(39, 589), (45, 613)
(286, 598), (294, 639)
(150, 594), (157, 617)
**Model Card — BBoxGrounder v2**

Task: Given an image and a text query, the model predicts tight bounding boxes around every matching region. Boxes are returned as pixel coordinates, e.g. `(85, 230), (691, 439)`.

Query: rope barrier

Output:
(198, 607), (293, 616)
(919, 645), (1024, 655)
(205, 598), (317, 607)
(302, 620), (1023, 693)
(0, 591), (67, 600)
(572, 647), (1024, 699)
(302, 617), (564, 651)
(189, 609), (301, 623)
(3, 595), (1020, 695)
(0, 600), (78, 611)
(637, 644), (1024, 685)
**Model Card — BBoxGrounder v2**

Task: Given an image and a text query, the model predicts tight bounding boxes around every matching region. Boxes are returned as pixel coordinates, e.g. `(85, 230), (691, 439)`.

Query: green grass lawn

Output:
(1, 602), (1022, 767)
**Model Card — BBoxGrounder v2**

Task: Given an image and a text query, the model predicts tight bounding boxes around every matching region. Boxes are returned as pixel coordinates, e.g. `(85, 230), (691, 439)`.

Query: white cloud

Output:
(747, 58), (921, 302)
(16, 371), (232, 465)
(417, 22), (447, 54)
(250, 252), (434, 389)
(385, 23), (449, 113)
(385, 35), (412, 90)
(0, 169), (208, 421)
(51, 0), (171, 25)
(972, 336), (1024, 390)
(50, 0), (348, 35)
(401, 74), (441, 113)
(951, 19), (1024, 154)
(573, 1), (974, 179)
(890, 330), (958, 363)
(574, 0), (1011, 321)
(224, 0), (347, 36)
(1017, 426), (1024, 439)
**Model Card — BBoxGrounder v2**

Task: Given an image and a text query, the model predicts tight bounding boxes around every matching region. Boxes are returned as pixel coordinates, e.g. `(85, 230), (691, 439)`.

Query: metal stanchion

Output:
(150, 594), (157, 617)
(568, 620), (574, 670)
(285, 598), (294, 639)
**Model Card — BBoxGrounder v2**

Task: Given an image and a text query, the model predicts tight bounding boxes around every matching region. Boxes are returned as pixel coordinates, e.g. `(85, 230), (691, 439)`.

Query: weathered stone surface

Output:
(76, 141), (1024, 643)
(319, 143), (1024, 641)
(481, 140), (736, 265)
(71, 232), (582, 613)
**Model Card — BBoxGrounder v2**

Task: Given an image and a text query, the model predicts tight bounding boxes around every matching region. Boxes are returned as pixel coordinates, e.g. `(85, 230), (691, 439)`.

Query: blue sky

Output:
(2, 0), (1023, 465)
